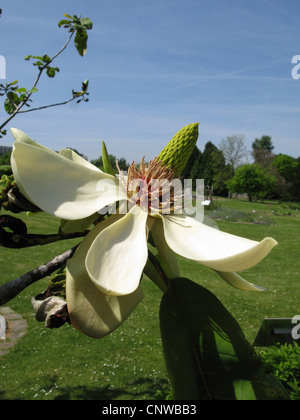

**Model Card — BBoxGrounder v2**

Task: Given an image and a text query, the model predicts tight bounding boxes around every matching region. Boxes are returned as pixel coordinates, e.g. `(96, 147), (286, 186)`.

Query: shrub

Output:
(259, 344), (300, 400)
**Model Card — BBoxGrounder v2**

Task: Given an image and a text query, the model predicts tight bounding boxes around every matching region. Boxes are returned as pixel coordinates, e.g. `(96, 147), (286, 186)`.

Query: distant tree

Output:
(117, 157), (129, 171)
(252, 135), (274, 166)
(219, 134), (248, 173)
(181, 145), (201, 180)
(0, 151), (11, 165)
(252, 135), (274, 153)
(227, 164), (275, 202)
(197, 141), (218, 186)
(295, 158), (300, 201)
(181, 146), (202, 191)
(272, 154), (298, 184)
(271, 154), (300, 201)
(211, 150), (233, 197)
(187, 142), (232, 193)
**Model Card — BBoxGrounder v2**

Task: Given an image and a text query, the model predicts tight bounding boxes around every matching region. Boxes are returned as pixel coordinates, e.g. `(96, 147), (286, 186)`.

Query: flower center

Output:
(117, 157), (182, 214)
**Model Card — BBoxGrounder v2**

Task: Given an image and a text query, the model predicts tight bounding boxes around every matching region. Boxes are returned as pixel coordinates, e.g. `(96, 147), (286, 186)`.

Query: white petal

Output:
(11, 128), (50, 150)
(11, 128), (102, 172)
(86, 206), (149, 296)
(66, 214), (144, 338)
(11, 140), (125, 220)
(59, 148), (102, 171)
(160, 214), (278, 272)
(215, 271), (266, 292)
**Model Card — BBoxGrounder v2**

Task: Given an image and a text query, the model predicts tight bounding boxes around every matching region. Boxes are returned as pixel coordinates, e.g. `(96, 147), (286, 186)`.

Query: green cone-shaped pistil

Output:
(157, 123), (199, 176)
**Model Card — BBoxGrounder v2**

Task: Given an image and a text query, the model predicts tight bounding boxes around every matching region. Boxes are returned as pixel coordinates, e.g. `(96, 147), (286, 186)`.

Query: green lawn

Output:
(0, 198), (299, 400)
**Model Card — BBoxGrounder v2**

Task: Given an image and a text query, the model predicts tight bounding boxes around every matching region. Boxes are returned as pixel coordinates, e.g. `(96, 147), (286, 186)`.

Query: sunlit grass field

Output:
(0, 198), (299, 400)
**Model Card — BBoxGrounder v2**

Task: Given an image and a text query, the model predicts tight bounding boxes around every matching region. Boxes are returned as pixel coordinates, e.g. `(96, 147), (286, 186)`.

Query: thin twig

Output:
(18, 97), (77, 114)
(0, 245), (78, 306)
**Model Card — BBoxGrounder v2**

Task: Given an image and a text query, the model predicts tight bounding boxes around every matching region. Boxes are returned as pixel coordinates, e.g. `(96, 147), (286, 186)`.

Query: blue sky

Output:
(0, 0), (300, 162)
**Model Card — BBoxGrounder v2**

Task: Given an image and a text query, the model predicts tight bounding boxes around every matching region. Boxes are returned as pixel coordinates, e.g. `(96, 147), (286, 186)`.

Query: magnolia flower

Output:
(11, 127), (277, 338)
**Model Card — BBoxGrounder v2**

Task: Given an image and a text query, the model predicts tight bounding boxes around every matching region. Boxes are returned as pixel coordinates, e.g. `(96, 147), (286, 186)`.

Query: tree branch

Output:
(17, 97), (77, 114)
(0, 245), (78, 306)
(0, 228), (87, 248)
(0, 214), (87, 248)
(0, 31), (74, 133)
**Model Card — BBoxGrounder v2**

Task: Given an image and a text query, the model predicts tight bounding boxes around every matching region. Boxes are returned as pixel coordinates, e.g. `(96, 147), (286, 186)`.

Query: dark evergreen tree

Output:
(198, 141), (218, 186)
(211, 150), (233, 197)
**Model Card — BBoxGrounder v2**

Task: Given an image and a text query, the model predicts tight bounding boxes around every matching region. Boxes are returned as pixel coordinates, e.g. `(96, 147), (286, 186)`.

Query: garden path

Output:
(0, 307), (27, 356)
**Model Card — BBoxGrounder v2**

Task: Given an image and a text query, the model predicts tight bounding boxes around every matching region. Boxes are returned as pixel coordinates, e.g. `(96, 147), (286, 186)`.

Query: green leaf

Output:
(80, 17), (93, 30)
(15, 87), (27, 93)
(42, 54), (51, 63)
(4, 91), (20, 114)
(33, 61), (44, 69)
(58, 19), (71, 28)
(28, 87), (38, 94)
(28, 55), (44, 61)
(64, 13), (73, 20)
(46, 67), (59, 78)
(82, 79), (89, 92)
(159, 277), (290, 400)
(101, 141), (116, 176)
(74, 30), (88, 56)
(72, 15), (82, 26)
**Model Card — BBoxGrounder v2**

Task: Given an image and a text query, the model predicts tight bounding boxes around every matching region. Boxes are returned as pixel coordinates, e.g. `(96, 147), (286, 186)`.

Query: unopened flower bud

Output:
(157, 123), (199, 176)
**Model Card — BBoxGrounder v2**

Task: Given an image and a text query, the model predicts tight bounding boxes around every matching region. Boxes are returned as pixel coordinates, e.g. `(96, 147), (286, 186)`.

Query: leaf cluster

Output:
(0, 12), (93, 138)
(25, 54), (59, 78)
(260, 344), (300, 400)
(72, 79), (89, 104)
(58, 13), (93, 57)
(0, 80), (38, 116)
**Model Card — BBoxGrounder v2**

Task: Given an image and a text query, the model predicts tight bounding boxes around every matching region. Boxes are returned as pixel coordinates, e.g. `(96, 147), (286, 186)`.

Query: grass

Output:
(0, 198), (299, 400)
